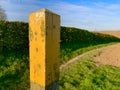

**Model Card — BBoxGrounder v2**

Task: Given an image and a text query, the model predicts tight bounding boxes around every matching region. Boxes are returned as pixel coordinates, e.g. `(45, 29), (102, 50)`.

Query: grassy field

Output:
(60, 50), (120, 90)
(98, 31), (120, 38)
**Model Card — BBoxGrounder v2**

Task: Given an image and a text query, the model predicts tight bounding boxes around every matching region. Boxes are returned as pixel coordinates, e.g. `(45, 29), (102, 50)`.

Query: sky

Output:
(0, 0), (120, 31)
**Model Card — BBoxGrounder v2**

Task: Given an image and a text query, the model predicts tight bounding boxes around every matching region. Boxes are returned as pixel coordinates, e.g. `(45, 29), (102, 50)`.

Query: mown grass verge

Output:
(60, 50), (120, 90)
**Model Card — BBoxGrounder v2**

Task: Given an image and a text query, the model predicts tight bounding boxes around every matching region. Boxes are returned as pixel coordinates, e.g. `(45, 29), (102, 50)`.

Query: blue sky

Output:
(0, 0), (120, 31)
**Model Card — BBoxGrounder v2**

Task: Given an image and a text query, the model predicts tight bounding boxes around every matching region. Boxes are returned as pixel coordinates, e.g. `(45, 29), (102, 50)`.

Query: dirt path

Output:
(94, 43), (120, 67)
(60, 43), (120, 70)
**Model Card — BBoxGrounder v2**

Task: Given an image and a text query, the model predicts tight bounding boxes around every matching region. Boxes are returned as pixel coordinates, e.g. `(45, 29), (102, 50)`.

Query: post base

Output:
(30, 81), (58, 90)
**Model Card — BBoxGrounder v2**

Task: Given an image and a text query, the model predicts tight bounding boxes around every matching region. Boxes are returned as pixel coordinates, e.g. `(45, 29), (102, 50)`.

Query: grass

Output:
(59, 50), (120, 90)
(0, 50), (29, 90)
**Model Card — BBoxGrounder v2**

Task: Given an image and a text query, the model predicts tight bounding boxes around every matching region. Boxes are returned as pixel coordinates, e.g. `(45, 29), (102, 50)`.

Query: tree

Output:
(0, 6), (7, 21)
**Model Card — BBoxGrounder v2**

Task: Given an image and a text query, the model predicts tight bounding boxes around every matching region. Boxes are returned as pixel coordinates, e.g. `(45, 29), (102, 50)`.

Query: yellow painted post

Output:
(29, 8), (60, 90)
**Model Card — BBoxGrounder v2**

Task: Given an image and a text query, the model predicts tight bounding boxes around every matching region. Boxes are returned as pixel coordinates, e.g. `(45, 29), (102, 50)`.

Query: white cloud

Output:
(45, 1), (120, 30)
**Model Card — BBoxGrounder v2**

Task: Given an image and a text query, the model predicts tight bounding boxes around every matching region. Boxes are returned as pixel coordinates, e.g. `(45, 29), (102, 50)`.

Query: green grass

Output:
(0, 50), (29, 90)
(59, 50), (120, 90)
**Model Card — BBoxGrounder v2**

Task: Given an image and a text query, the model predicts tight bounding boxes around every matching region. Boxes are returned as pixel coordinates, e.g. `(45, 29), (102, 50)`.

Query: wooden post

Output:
(29, 8), (60, 90)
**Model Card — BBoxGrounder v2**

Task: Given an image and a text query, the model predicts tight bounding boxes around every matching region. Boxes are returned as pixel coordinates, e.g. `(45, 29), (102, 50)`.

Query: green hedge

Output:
(61, 26), (120, 44)
(0, 21), (28, 51)
(0, 21), (120, 51)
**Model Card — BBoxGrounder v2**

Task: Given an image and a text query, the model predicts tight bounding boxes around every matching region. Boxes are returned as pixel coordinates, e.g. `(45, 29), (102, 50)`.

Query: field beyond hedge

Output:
(0, 21), (120, 89)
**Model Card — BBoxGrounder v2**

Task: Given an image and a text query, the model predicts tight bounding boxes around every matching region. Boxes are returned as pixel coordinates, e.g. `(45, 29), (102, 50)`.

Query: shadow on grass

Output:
(0, 49), (29, 90)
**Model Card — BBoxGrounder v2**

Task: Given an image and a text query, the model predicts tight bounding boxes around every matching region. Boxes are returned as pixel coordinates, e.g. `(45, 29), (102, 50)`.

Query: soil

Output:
(94, 43), (120, 67)
(97, 31), (120, 38)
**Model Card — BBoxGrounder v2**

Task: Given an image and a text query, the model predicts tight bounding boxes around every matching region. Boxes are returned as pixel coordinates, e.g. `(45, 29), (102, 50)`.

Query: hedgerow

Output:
(0, 21), (120, 51)
(0, 21), (28, 51)
(61, 26), (120, 44)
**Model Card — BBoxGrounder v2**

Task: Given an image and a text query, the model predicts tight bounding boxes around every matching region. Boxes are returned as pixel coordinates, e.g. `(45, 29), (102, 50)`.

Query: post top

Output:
(31, 8), (60, 16)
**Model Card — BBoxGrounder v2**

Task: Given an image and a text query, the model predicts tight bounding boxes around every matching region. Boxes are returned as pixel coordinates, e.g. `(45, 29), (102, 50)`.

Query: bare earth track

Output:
(94, 43), (120, 67)
(94, 31), (120, 67)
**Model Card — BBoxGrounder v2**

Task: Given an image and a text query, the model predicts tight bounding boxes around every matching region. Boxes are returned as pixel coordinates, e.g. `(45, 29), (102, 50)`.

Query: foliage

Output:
(0, 21), (28, 51)
(0, 21), (120, 52)
(61, 26), (120, 44)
